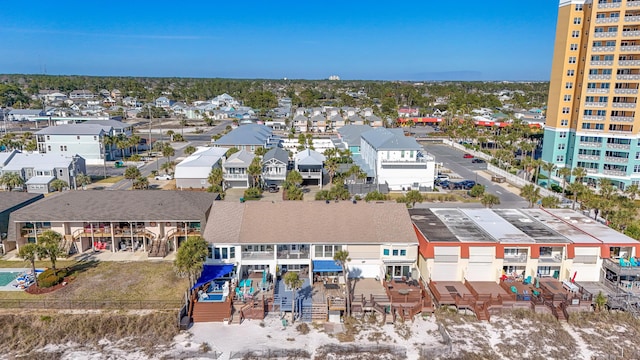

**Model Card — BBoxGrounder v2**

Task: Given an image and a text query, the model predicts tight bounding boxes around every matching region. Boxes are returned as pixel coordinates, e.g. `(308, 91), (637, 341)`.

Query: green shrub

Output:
(243, 187), (262, 200)
(37, 268), (67, 288)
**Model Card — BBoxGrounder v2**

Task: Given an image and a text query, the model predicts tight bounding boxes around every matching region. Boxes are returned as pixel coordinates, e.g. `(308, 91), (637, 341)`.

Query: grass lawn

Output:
(94, 176), (124, 184)
(0, 261), (187, 301)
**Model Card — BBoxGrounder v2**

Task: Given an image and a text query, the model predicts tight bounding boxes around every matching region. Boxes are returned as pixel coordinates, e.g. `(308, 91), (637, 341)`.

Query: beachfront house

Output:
(174, 147), (227, 190)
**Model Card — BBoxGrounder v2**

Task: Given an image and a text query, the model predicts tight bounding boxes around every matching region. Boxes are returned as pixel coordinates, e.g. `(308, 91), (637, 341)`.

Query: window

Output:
(567, 69), (575, 76)
(400, 249), (407, 256)
(556, 155), (565, 162)
(561, 120), (569, 126)
(572, 30), (580, 38)
(570, 44), (578, 51)
(558, 143), (566, 150)
(392, 249), (399, 256)
(564, 95), (571, 102)
(574, 17), (581, 24)
(566, 82), (573, 89)
(77, 136), (80, 140)
(47, 146), (51, 151)
(46, 135), (50, 140)
(568, 57), (576, 64)
(575, 4), (582, 11)
(634, 165), (640, 173)
(562, 107), (570, 114)
(401, 150), (405, 158)
(559, 132), (568, 138)
(538, 266), (552, 276)
(93, 136), (97, 140)
(636, 152), (640, 160)
(383, 249), (390, 256)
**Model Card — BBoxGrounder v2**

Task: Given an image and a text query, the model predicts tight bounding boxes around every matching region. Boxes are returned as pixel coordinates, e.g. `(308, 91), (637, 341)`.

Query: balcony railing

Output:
(623, 30), (640, 37)
(578, 154), (601, 160)
(276, 249), (310, 260)
(586, 168), (598, 174)
(583, 115), (606, 121)
(596, 16), (620, 23)
(381, 156), (430, 164)
(592, 46), (617, 52)
(573, 255), (598, 264)
(579, 141), (603, 147)
(610, 116), (635, 122)
(607, 143), (631, 149)
(603, 169), (627, 176)
(584, 101), (608, 107)
(612, 102), (637, 108)
(614, 88), (639, 94)
(503, 254), (527, 264)
(621, 45), (640, 51)
(241, 251), (274, 260)
(538, 255), (562, 263)
(625, 15), (640, 22)
(597, 2), (621, 8)
(595, 31), (619, 37)
(224, 173), (248, 179)
(590, 60), (614, 66)
(617, 74), (640, 80)
(603, 258), (640, 275)
(585, 88), (609, 94)
(628, 1), (640, 8)
(605, 156), (629, 163)
(587, 74), (612, 81)
(299, 170), (322, 179)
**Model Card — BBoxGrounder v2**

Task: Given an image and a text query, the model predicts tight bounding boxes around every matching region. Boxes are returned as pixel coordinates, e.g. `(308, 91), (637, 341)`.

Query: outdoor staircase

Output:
(300, 304), (313, 322)
(555, 304), (568, 321)
(148, 239), (166, 258)
(61, 235), (75, 255)
(474, 301), (490, 322)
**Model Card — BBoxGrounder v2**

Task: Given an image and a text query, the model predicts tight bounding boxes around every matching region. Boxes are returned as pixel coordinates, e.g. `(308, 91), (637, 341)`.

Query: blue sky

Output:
(0, 1), (559, 81)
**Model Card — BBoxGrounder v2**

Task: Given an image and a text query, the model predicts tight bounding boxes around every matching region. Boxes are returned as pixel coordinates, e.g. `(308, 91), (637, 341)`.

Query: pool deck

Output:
(0, 268), (35, 292)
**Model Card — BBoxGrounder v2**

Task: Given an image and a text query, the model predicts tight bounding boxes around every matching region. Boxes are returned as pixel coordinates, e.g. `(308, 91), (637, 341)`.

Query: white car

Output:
(154, 174), (173, 180)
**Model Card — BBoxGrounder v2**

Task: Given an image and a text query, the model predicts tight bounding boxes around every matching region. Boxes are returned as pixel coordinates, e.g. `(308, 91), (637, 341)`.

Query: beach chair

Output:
(631, 258), (639, 267)
(532, 290), (540, 297)
(523, 276), (532, 285)
(510, 286), (518, 294)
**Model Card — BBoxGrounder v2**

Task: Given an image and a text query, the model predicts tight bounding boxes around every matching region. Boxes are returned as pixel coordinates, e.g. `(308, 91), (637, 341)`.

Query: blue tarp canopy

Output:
(312, 260), (342, 272)
(191, 264), (234, 290)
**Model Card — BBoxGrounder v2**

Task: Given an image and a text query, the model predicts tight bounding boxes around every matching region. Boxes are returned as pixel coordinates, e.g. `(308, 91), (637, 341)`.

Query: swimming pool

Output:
(0, 272), (21, 286)
(200, 293), (225, 302)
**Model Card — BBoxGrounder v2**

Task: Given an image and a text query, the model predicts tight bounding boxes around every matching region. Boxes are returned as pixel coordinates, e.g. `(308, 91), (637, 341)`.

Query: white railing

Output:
(585, 88), (609, 94)
(623, 30), (640, 37)
(590, 60), (614, 66)
(605, 156), (629, 163)
(628, 1), (640, 8)
(612, 102), (637, 108)
(592, 46), (617, 52)
(621, 45), (640, 51)
(579, 142), (603, 147)
(584, 101), (608, 107)
(578, 154), (601, 160)
(618, 60), (640, 66)
(625, 16), (640, 22)
(606, 143), (631, 149)
(587, 74), (612, 80)
(596, 17), (620, 23)
(610, 116), (635, 122)
(583, 115), (606, 121)
(224, 173), (248, 179)
(598, 2), (621, 8)
(603, 170), (627, 176)
(616, 74), (640, 80)
(614, 88), (639, 94)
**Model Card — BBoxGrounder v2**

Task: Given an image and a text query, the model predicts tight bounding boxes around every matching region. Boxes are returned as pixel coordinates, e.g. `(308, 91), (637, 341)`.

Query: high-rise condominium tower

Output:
(542, 0), (640, 190)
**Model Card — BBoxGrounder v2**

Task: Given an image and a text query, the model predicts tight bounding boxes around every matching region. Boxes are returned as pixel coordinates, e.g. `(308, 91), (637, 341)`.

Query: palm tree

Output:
(207, 167), (224, 187)
(162, 143), (175, 162)
(325, 158), (339, 185)
(174, 236), (209, 286)
(37, 230), (64, 271)
(567, 181), (585, 210)
(50, 179), (68, 192)
(116, 134), (129, 160)
(520, 184), (540, 208)
(286, 170), (303, 188)
(283, 271), (304, 323)
(333, 250), (351, 317)
(625, 184), (640, 201)
(481, 194), (501, 208)
(124, 166), (141, 188)
(0, 172), (24, 191)
(558, 167), (572, 194)
(183, 145), (197, 157)
(541, 196), (561, 208)
(247, 157), (263, 188)
(133, 176), (149, 190)
(75, 173), (91, 190)
(103, 135), (116, 161)
(129, 135), (141, 155)
(18, 243), (40, 286)
(160, 161), (176, 175)
(405, 190), (423, 208)
(572, 167), (587, 184)
(541, 161), (557, 190)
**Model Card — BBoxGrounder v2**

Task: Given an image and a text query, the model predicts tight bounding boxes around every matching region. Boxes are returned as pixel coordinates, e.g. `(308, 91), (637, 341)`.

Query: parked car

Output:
(471, 158), (486, 164)
(438, 180), (451, 189)
(436, 174), (450, 182)
(463, 154), (474, 159)
(460, 180), (476, 190)
(154, 174), (173, 180)
(267, 184), (279, 193)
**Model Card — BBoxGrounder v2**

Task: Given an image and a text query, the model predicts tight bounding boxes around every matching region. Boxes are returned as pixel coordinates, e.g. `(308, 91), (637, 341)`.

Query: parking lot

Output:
(424, 144), (529, 208)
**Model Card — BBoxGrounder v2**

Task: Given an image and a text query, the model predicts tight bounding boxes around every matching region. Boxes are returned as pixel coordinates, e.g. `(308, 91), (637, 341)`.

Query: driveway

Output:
(424, 144), (529, 208)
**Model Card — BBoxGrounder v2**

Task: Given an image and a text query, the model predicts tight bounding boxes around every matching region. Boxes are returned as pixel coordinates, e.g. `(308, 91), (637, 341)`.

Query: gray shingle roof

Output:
(203, 201), (417, 245)
(338, 125), (373, 146)
(80, 119), (130, 130)
(224, 150), (255, 167)
(214, 124), (272, 146)
(263, 147), (289, 164)
(0, 193), (44, 214)
(9, 191), (216, 222)
(35, 124), (106, 136)
(361, 127), (421, 151)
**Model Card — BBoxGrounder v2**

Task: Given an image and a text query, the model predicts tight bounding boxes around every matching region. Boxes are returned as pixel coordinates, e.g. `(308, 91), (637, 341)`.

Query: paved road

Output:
(424, 144), (529, 208)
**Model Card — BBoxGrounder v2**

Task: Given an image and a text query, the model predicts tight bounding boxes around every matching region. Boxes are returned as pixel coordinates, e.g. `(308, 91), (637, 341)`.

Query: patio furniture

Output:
(532, 290), (540, 297)
(620, 258), (630, 267)
(523, 276), (532, 285)
(631, 258), (639, 267)
(510, 286), (518, 294)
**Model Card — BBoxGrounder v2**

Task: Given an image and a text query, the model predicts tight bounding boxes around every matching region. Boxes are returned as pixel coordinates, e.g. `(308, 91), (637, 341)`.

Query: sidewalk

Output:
(475, 170), (522, 196)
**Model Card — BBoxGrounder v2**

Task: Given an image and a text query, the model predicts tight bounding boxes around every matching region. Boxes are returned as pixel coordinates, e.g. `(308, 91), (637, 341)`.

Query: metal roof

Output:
(361, 127), (422, 151)
(214, 123), (273, 146)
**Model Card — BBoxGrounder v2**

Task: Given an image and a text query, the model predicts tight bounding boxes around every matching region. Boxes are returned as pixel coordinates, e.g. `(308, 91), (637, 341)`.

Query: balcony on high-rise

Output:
(597, 1), (622, 9)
